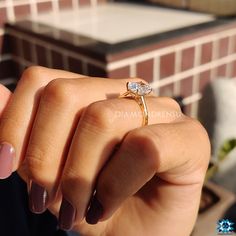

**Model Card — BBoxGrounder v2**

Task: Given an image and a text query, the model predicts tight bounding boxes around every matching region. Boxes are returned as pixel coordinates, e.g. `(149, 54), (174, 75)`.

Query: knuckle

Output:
(60, 168), (90, 207)
(62, 167), (82, 186)
(82, 101), (115, 132)
(180, 118), (211, 175)
(188, 118), (208, 140)
(125, 129), (160, 170)
(162, 97), (182, 112)
(42, 78), (77, 105)
(25, 145), (50, 182)
(189, 118), (211, 155)
(61, 166), (91, 194)
(0, 115), (22, 139)
(20, 66), (47, 87)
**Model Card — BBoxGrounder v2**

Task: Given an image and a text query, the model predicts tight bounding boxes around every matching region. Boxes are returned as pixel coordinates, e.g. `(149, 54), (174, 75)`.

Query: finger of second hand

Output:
(0, 66), (84, 179)
(58, 96), (182, 230)
(0, 84), (11, 117)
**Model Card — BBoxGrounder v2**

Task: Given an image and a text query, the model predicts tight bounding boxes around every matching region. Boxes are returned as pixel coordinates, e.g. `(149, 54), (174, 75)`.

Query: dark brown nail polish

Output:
(29, 181), (48, 214)
(86, 195), (104, 225)
(59, 198), (76, 231)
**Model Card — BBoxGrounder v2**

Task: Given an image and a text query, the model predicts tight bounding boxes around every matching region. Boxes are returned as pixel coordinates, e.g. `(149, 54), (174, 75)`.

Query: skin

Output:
(0, 66), (210, 236)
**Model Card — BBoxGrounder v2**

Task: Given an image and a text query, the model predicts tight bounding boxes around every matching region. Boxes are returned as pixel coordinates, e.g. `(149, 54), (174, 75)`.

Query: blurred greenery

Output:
(206, 138), (236, 181)
(218, 139), (236, 162)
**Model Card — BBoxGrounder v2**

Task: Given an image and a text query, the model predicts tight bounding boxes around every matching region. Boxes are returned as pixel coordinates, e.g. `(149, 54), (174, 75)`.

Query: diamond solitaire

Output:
(127, 81), (152, 96)
(119, 81), (152, 126)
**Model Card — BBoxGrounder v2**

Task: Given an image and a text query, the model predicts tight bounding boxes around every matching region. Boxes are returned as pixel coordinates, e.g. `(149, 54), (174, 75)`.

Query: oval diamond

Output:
(137, 84), (152, 95)
(127, 81), (152, 96)
(127, 82), (139, 93)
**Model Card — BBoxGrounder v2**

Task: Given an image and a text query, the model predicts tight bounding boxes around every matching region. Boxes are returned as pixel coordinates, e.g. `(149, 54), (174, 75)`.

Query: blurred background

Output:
(0, 0), (236, 235)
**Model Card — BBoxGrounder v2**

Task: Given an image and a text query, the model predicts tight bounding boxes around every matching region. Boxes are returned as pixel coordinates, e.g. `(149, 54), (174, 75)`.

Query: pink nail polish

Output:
(0, 142), (15, 179)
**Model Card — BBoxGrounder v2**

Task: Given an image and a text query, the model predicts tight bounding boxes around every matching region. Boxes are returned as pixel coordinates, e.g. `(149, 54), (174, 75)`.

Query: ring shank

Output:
(119, 92), (149, 126)
(138, 95), (148, 126)
(119, 81), (151, 126)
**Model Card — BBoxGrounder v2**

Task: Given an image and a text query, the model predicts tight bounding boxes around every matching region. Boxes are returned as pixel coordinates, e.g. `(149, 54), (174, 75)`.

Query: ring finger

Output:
(58, 95), (182, 230)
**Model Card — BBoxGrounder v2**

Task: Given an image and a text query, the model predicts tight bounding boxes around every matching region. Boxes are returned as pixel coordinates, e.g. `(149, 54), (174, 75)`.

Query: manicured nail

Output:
(0, 142), (15, 179)
(59, 198), (76, 230)
(29, 181), (48, 214)
(86, 195), (104, 225)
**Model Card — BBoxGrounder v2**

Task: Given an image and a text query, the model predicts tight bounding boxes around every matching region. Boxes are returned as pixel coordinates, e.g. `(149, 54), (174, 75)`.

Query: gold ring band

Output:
(119, 81), (152, 126)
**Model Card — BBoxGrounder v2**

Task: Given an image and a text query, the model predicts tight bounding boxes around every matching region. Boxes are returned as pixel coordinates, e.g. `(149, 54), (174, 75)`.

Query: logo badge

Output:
(217, 219), (234, 234)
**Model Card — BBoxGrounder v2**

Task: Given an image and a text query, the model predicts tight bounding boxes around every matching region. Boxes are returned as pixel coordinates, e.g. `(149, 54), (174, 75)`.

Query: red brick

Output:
(37, 1), (52, 13)
(184, 104), (192, 116)
(159, 83), (174, 97)
(36, 44), (48, 67)
(231, 60), (236, 77)
(79, 0), (91, 6)
(180, 77), (193, 97)
(88, 64), (107, 77)
(51, 50), (64, 69)
(199, 70), (211, 92)
(160, 52), (175, 79)
(14, 4), (31, 18)
(108, 66), (130, 79)
(9, 35), (22, 57)
(0, 8), (7, 28)
(59, 0), (73, 9)
(22, 39), (33, 62)
(137, 59), (153, 82)
(219, 37), (229, 58)
(181, 47), (194, 71)
(232, 35), (236, 53)
(68, 57), (83, 74)
(0, 35), (3, 54)
(217, 65), (227, 77)
(201, 42), (213, 64)
(1, 33), (11, 54)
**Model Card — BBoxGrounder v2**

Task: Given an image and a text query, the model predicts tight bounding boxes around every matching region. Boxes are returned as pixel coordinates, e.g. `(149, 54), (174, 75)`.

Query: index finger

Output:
(0, 84), (11, 116)
(0, 66), (83, 179)
(0, 84), (12, 179)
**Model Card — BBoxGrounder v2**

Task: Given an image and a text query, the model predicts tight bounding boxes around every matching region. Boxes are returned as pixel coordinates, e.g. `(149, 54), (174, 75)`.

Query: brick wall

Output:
(1, 1), (236, 119)
(0, 0), (106, 88)
(106, 23), (236, 117)
(6, 20), (236, 117)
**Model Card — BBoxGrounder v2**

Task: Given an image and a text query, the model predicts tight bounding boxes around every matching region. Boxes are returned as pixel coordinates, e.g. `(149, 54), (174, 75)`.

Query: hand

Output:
(0, 66), (210, 236)
(0, 84), (12, 176)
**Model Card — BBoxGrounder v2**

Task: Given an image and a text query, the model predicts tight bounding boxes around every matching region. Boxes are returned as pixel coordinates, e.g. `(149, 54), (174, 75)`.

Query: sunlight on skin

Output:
(0, 84), (11, 116)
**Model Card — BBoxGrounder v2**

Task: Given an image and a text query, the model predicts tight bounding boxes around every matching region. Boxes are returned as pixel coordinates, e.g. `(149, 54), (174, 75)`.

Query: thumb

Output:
(0, 84), (11, 116)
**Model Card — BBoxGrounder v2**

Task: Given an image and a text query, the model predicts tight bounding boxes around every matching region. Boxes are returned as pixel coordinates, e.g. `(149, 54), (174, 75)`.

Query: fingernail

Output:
(0, 142), (15, 179)
(29, 181), (48, 214)
(86, 195), (104, 225)
(59, 198), (76, 230)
